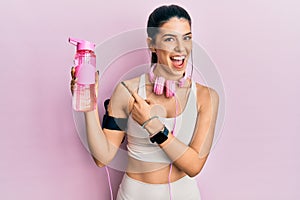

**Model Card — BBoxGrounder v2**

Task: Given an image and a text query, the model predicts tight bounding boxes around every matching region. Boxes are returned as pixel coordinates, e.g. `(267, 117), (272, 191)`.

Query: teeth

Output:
(171, 56), (185, 61)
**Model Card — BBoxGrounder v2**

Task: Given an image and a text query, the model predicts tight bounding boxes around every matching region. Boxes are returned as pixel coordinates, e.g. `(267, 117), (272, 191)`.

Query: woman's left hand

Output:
(130, 91), (153, 125)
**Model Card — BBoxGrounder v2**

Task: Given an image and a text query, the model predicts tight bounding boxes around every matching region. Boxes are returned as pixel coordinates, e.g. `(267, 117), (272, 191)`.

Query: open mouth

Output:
(170, 55), (186, 69)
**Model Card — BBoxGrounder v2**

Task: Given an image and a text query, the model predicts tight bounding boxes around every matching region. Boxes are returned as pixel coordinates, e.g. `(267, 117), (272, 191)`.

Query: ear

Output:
(147, 37), (156, 53)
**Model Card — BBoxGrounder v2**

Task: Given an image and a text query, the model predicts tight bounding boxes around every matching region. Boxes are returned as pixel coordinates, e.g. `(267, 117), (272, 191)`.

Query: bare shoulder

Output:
(195, 83), (219, 112)
(112, 76), (141, 97)
(109, 75), (141, 117)
(122, 76), (141, 93)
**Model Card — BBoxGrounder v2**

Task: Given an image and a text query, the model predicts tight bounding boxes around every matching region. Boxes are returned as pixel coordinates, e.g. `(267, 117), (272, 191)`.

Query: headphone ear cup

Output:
(154, 76), (165, 95)
(165, 80), (175, 98)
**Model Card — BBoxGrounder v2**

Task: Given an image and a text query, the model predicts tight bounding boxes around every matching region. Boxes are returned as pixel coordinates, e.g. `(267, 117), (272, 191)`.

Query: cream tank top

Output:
(126, 74), (198, 163)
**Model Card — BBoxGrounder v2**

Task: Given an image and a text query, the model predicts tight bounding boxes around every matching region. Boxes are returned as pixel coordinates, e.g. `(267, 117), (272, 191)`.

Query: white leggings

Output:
(116, 173), (201, 200)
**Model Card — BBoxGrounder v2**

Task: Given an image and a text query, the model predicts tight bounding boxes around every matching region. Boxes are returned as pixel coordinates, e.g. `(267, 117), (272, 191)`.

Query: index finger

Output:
(131, 90), (144, 103)
(121, 82), (141, 102)
(71, 67), (76, 79)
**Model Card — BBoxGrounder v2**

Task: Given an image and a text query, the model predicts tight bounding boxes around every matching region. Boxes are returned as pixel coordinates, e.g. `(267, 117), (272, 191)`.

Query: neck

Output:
(152, 63), (185, 81)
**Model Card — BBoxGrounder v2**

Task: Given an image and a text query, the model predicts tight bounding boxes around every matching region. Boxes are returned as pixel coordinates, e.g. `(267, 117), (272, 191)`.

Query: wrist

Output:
(144, 118), (164, 136)
(149, 125), (169, 144)
(84, 105), (98, 116)
(159, 133), (174, 147)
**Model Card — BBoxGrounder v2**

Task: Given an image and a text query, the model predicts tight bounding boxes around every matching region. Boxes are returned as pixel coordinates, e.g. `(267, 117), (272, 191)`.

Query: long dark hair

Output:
(147, 5), (192, 65)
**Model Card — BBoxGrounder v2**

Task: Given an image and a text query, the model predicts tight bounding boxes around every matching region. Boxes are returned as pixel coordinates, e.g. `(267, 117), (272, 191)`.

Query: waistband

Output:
(117, 173), (201, 200)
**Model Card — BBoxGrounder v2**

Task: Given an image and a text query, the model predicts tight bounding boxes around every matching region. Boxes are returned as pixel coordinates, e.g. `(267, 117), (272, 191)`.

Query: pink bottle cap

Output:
(69, 37), (95, 51)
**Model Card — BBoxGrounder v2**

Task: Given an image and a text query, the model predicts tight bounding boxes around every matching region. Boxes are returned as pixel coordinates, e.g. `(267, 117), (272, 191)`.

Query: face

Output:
(150, 17), (192, 78)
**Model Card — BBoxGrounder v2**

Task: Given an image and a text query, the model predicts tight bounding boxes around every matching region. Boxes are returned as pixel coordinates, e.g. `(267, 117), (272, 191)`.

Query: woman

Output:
(71, 4), (219, 200)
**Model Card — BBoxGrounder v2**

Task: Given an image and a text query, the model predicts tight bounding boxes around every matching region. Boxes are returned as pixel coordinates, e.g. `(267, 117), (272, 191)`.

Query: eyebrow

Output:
(162, 32), (192, 37)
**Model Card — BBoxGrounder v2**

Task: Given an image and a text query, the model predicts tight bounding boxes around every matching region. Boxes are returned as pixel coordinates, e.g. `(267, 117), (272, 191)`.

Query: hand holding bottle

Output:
(70, 67), (99, 100)
(70, 66), (76, 96)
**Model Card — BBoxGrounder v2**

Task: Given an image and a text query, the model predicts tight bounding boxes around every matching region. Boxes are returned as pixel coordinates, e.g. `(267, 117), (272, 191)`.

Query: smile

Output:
(170, 55), (186, 68)
(170, 55), (185, 61)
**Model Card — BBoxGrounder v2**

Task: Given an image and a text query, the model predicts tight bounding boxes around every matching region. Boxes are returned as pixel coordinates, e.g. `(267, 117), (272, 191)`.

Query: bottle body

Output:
(72, 83), (96, 112)
(72, 50), (97, 112)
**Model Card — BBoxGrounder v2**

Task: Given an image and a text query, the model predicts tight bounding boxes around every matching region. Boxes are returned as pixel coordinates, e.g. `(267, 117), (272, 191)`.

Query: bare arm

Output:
(70, 69), (129, 167)
(84, 108), (124, 167)
(84, 81), (133, 167)
(160, 86), (219, 177)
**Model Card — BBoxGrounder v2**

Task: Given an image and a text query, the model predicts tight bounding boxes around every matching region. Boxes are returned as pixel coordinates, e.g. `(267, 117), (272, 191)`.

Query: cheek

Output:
(187, 42), (193, 51)
(186, 42), (193, 51)
(156, 50), (170, 61)
(156, 42), (175, 52)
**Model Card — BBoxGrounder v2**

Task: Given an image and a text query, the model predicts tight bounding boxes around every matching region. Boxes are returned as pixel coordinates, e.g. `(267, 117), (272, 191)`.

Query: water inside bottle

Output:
(72, 83), (96, 112)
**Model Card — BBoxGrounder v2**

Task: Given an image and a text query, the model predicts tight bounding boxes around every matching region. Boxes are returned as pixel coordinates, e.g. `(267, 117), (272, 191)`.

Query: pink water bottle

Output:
(69, 37), (96, 112)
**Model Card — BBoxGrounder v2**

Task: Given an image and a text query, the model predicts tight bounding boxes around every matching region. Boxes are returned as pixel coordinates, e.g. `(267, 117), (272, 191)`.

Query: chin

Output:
(171, 62), (187, 72)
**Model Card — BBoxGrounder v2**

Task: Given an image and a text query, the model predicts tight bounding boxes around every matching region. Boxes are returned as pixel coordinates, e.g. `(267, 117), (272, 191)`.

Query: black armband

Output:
(102, 99), (128, 131)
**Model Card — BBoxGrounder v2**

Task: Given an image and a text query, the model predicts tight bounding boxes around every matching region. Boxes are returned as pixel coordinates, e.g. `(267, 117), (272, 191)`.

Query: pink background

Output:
(1, 0), (299, 199)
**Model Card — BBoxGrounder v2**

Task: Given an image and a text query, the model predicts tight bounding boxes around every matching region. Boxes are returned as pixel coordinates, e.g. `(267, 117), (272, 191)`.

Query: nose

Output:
(174, 39), (185, 52)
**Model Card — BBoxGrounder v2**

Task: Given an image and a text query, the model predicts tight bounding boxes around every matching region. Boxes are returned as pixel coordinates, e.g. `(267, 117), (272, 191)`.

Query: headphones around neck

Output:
(149, 64), (187, 98)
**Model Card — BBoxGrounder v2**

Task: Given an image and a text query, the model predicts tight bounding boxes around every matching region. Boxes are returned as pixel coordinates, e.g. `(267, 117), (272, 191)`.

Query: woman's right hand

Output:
(95, 70), (99, 98)
(70, 67), (99, 98)
(70, 67), (76, 95)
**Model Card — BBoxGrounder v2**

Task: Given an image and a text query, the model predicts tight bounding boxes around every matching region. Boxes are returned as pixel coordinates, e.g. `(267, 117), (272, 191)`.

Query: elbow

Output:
(187, 165), (203, 178)
(95, 161), (106, 168)
(186, 158), (207, 177)
(187, 155), (209, 177)
(93, 156), (105, 168)
(92, 156), (112, 168)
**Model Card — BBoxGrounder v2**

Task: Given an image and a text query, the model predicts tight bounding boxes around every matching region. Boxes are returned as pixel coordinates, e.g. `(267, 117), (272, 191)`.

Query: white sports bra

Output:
(126, 74), (198, 163)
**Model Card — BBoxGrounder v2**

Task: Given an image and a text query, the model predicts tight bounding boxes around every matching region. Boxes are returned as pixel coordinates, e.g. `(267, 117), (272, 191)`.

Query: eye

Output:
(164, 37), (175, 42)
(183, 35), (192, 41)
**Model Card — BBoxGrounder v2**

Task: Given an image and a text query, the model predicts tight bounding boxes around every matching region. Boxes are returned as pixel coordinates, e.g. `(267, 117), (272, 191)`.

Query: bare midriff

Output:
(126, 157), (186, 184)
